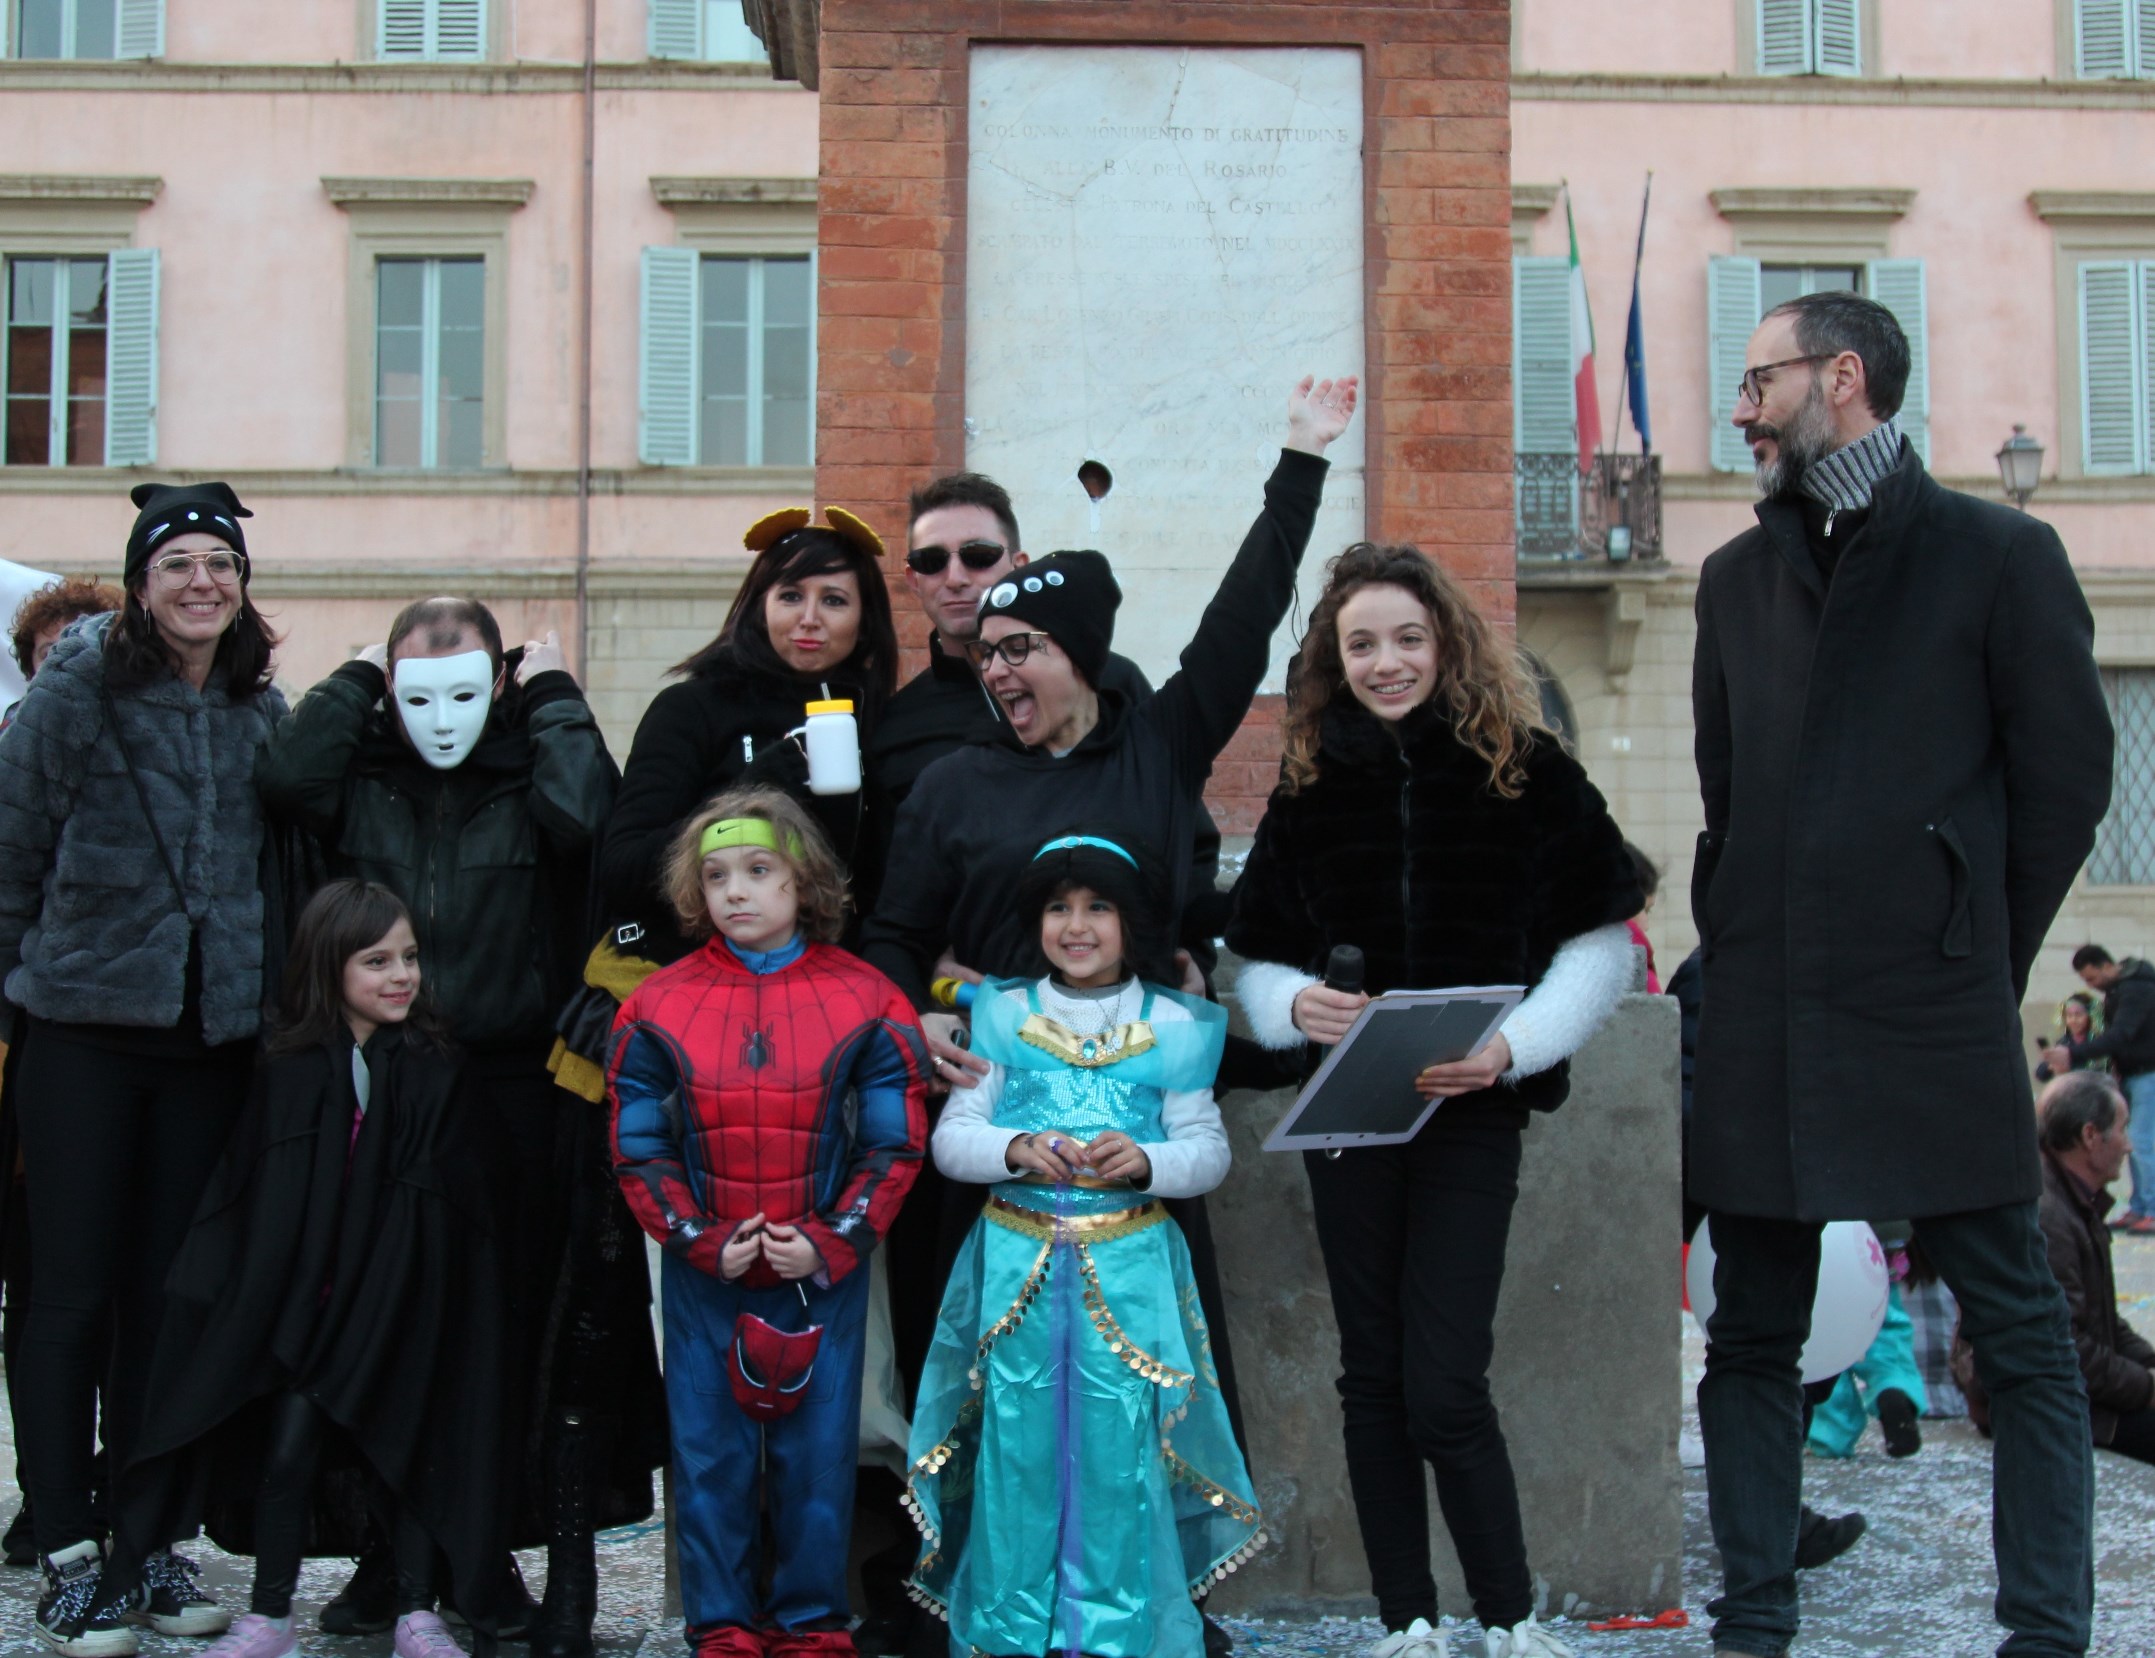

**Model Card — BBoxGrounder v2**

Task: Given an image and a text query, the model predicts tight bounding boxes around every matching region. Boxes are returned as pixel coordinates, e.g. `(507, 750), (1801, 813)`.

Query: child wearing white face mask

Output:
(255, 598), (663, 1650)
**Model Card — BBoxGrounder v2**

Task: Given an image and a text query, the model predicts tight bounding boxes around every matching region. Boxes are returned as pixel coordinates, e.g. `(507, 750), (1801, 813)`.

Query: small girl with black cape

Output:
(105, 879), (507, 1658)
(903, 828), (1262, 1658)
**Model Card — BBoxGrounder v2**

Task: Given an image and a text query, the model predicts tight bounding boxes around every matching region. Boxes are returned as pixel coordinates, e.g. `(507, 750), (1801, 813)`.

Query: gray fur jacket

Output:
(0, 613), (288, 1045)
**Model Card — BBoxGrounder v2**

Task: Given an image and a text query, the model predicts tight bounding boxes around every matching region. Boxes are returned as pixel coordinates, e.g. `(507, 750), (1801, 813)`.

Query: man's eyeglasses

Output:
(148, 550), (244, 588)
(1736, 354), (1832, 409)
(906, 540), (1008, 576)
(963, 631), (1054, 671)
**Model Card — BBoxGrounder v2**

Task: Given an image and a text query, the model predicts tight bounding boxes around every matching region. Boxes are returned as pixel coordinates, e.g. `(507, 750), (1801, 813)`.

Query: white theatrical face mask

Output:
(393, 649), (495, 770)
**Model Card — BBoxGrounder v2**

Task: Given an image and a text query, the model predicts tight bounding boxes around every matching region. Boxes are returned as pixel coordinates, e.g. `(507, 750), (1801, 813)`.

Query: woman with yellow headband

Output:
(607, 785), (928, 1658)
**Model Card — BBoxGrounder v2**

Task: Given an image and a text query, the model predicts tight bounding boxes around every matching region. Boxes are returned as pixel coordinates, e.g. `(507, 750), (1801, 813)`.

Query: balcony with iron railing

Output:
(1515, 452), (1664, 566)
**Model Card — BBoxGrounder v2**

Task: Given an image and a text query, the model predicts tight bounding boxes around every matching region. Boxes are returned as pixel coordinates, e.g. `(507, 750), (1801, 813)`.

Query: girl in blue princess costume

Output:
(903, 828), (1261, 1658)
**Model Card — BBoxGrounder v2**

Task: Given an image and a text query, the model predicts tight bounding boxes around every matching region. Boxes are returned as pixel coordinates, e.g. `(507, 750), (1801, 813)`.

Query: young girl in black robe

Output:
(109, 880), (506, 1658)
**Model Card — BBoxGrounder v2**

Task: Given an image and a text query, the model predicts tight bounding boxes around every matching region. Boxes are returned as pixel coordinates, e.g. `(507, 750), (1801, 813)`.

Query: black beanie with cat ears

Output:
(125, 481), (253, 587)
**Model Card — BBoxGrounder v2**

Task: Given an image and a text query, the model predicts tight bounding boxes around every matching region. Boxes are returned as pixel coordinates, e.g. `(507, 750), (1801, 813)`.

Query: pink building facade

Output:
(0, 0), (819, 737)
(1510, 0), (2155, 1024)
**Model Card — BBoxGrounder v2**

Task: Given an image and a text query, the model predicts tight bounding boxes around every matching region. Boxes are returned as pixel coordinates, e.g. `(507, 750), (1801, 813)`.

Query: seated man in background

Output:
(1972, 1072), (2155, 1466)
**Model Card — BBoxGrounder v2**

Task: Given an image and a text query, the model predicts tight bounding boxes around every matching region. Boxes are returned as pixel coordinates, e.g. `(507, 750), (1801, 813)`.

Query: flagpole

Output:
(1627, 171), (1653, 456)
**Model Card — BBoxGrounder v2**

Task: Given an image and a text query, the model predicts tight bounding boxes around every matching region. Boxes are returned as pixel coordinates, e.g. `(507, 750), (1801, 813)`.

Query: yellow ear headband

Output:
(742, 505), (887, 563)
(700, 818), (806, 861)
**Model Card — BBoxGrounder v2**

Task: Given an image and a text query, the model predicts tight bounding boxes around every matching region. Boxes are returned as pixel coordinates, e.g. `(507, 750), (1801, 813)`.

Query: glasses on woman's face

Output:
(149, 550), (244, 588)
(905, 540), (1008, 576)
(963, 630), (1054, 671)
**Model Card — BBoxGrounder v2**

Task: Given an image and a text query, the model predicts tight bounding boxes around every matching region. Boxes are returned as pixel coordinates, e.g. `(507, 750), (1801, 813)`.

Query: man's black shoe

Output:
(1876, 1388), (1923, 1458)
(1793, 1507), (1867, 1570)
(318, 1547), (396, 1637)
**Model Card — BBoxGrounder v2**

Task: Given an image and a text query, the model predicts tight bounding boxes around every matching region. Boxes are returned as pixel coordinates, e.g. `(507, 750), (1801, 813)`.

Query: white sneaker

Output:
(1484, 1617), (1573, 1658)
(1372, 1618), (1452, 1658)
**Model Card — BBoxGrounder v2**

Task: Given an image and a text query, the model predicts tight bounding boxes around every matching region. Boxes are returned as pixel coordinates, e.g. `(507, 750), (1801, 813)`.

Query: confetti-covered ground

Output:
(6, 1237), (2155, 1656)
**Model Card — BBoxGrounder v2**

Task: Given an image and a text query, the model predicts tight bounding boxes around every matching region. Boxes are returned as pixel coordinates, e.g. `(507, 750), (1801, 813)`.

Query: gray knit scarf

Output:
(1798, 416), (1904, 535)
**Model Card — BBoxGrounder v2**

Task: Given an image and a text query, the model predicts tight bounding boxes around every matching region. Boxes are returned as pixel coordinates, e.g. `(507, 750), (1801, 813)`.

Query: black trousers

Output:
(13, 1022), (251, 1555)
(244, 1393), (437, 1619)
(1303, 1119), (1531, 1632)
(2106, 1406), (2155, 1466)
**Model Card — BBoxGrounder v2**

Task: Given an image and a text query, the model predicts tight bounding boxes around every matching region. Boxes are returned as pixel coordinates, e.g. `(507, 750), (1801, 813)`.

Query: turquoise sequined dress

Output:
(904, 978), (1263, 1658)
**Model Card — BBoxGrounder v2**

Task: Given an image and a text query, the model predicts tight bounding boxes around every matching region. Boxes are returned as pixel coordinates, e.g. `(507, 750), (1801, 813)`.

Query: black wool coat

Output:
(1690, 444), (2113, 1220)
(1225, 700), (1642, 1122)
(125, 1026), (506, 1617)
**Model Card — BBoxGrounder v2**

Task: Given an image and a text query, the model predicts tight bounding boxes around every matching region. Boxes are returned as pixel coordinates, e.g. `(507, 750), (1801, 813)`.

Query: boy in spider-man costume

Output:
(608, 787), (927, 1658)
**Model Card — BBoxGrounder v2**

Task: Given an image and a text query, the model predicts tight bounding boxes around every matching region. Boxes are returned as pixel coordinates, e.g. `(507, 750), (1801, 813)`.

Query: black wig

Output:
(1012, 825), (1178, 987)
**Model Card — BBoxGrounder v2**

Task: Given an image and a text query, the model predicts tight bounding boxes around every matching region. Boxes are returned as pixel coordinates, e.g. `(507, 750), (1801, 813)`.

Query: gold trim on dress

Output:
(985, 1195), (1167, 1243)
(1017, 1012), (1157, 1068)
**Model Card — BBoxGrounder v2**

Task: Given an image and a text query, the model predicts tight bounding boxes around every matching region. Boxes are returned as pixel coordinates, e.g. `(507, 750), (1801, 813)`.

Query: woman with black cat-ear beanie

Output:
(0, 481), (286, 1656)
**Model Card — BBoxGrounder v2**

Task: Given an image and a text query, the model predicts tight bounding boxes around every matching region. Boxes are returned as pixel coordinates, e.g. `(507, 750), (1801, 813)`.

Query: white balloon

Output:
(1687, 1220), (1891, 1385)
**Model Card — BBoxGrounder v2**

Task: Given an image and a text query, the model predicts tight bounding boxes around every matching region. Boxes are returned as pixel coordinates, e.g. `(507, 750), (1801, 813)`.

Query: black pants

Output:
(14, 1022), (251, 1555)
(247, 1393), (437, 1619)
(2105, 1406), (2155, 1465)
(1701, 1206), (2091, 1656)
(1304, 1119), (1531, 1632)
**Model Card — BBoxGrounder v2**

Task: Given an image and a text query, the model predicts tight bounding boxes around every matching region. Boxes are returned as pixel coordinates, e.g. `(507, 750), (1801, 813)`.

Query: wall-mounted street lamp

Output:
(1996, 424), (2044, 511)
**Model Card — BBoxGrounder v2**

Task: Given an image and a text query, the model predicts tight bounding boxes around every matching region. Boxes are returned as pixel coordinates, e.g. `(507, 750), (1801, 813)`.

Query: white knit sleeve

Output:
(1236, 959), (1321, 1050)
(929, 1061), (1016, 1182)
(1498, 923), (1635, 1080)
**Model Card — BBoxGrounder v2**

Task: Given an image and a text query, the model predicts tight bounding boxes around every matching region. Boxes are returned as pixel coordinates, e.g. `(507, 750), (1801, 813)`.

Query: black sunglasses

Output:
(905, 539), (1008, 576)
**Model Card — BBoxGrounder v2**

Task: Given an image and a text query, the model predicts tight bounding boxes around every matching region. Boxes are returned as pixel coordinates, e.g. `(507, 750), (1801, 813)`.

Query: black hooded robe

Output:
(123, 1025), (507, 1624)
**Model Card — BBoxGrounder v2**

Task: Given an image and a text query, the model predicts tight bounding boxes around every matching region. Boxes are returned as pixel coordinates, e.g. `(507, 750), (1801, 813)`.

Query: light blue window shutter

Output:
(432, 0), (485, 58)
(1708, 256), (1763, 473)
(1815, 0), (1861, 73)
(1866, 259), (1928, 464)
(2080, 261), (2145, 474)
(1513, 256), (1573, 455)
(640, 247), (700, 466)
(2077, 0), (2131, 75)
(1757, 0), (1812, 72)
(2140, 0), (2155, 76)
(378, 0), (428, 57)
(2143, 262), (2155, 471)
(648, 0), (700, 58)
(115, 0), (164, 58)
(104, 249), (159, 467)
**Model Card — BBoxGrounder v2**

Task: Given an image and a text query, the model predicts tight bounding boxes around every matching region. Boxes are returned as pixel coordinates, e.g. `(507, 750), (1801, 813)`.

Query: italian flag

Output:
(1566, 192), (1603, 476)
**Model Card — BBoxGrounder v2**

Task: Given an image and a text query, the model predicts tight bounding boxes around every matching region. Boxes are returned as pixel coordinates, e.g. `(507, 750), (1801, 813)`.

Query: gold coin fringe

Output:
(1075, 1240), (1195, 1391)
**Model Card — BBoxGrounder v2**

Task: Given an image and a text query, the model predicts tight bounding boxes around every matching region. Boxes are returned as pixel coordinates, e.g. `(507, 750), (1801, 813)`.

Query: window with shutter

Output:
(2078, 0), (2133, 75)
(2091, 668), (2155, 884)
(2079, 260), (2148, 475)
(1756, 0), (1863, 74)
(1865, 259), (1928, 464)
(374, 256), (485, 468)
(701, 0), (764, 60)
(113, 0), (160, 57)
(2143, 0), (2155, 75)
(377, 0), (485, 61)
(1512, 255), (1576, 555)
(8, 0), (136, 58)
(103, 248), (157, 466)
(648, 0), (699, 59)
(3, 255), (111, 466)
(640, 249), (816, 468)
(1707, 256), (1762, 473)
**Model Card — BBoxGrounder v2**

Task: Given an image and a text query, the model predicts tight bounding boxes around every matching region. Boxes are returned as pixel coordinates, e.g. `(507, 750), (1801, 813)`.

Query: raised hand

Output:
(1285, 374), (1360, 456)
(517, 628), (569, 686)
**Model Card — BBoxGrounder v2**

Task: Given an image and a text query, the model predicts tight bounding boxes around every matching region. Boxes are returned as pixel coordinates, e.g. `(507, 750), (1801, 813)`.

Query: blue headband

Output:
(1031, 834), (1137, 868)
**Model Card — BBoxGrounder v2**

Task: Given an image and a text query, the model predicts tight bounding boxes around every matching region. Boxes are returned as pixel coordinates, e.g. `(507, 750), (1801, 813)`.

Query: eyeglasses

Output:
(148, 551), (245, 587)
(1736, 354), (1832, 409)
(906, 539), (1008, 576)
(963, 631), (1055, 670)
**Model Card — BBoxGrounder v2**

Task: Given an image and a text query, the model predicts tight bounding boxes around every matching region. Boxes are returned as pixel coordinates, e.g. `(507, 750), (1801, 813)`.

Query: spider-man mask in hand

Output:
(729, 1308), (825, 1420)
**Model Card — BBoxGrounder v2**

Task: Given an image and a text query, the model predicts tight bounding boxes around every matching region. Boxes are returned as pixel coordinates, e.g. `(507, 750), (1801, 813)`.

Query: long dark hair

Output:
(1282, 542), (1544, 800)
(1013, 826), (1177, 987)
(269, 879), (448, 1056)
(672, 527), (899, 712)
(102, 582), (280, 698)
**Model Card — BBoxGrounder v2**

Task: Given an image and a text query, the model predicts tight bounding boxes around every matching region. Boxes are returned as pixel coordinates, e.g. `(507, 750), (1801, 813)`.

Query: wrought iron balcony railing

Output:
(1515, 452), (1664, 564)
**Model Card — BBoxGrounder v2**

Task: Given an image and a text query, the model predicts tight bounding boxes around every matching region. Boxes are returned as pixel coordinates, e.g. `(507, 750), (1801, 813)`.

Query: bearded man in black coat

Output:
(1690, 291), (2113, 1658)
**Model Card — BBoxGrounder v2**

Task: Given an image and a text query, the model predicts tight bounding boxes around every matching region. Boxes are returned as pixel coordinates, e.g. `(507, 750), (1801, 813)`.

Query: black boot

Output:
(532, 1410), (597, 1658)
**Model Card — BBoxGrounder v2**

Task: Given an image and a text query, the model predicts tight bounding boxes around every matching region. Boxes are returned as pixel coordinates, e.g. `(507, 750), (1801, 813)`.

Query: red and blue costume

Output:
(609, 933), (927, 1658)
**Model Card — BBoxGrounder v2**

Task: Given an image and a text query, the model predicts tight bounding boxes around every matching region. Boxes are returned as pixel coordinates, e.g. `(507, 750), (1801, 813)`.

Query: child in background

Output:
(109, 880), (506, 1658)
(608, 786), (926, 1658)
(905, 829), (1260, 1658)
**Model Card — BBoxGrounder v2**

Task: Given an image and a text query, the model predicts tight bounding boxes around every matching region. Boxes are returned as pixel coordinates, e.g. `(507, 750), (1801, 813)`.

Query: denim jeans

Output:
(1699, 1204), (2092, 1657)
(2123, 1072), (2155, 1219)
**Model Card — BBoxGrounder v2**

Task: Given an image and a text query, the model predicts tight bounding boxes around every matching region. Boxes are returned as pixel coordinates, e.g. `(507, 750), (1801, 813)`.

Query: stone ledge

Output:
(2030, 190), (2155, 224)
(1516, 72), (2155, 109)
(323, 176), (535, 209)
(0, 465), (815, 497)
(1710, 185), (1914, 221)
(652, 175), (817, 206)
(0, 174), (163, 206)
(0, 61), (787, 94)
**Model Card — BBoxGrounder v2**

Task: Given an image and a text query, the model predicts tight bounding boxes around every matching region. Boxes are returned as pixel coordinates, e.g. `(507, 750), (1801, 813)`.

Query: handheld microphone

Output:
(1323, 945), (1365, 996)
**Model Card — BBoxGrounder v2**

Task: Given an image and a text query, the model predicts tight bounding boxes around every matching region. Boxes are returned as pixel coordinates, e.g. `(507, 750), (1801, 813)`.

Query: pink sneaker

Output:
(201, 1614), (298, 1658)
(394, 1610), (467, 1658)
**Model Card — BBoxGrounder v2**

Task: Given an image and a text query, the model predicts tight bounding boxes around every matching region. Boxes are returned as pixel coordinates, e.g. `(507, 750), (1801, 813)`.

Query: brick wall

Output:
(812, 0), (1515, 830)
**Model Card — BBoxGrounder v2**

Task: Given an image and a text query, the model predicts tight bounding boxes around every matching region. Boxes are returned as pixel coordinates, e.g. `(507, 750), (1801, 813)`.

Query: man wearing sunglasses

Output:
(1690, 290), (2111, 1658)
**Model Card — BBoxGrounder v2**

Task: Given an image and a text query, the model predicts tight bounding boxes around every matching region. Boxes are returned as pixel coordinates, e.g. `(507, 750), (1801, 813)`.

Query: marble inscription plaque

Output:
(965, 45), (1366, 687)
